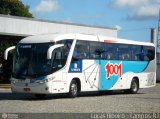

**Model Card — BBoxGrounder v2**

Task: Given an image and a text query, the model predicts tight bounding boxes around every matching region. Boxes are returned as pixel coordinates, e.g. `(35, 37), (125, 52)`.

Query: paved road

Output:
(0, 83), (160, 113)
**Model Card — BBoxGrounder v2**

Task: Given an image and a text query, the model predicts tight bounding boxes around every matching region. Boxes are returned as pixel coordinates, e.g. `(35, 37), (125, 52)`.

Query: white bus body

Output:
(5, 33), (156, 98)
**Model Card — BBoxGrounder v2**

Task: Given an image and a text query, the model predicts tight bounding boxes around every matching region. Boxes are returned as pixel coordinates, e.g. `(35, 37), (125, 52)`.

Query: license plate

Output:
(23, 88), (30, 92)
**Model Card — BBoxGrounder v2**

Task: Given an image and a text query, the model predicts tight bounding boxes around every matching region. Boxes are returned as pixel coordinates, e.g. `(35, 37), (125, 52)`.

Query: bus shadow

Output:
(0, 90), (145, 101)
(78, 91), (144, 97)
(0, 92), (34, 100)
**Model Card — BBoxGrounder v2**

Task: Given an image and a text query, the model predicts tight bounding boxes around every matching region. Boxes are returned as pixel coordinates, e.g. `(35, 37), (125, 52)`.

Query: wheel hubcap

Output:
(71, 84), (77, 95)
(132, 82), (137, 92)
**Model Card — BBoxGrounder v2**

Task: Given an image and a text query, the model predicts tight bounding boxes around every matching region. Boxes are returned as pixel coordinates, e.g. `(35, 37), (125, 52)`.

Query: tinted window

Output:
(56, 39), (73, 45)
(73, 40), (89, 59)
(90, 42), (104, 59)
(143, 46), (155, 61)
(131, 45), (143, 61)
(105, 44), (117, 60)
(118, 45), (131, 60)
(73, 40), (155, 62)
(51, 46), (68, 72)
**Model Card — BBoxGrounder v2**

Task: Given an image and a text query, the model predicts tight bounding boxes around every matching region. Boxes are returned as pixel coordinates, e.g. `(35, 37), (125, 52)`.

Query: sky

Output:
(21, 0), (160, 42)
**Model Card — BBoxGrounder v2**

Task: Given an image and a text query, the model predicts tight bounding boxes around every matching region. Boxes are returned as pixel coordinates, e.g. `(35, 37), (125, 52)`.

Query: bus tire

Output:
(129, 78), (139, 94)
(34, 94), (46, 99)
(69, 80), (78, 98)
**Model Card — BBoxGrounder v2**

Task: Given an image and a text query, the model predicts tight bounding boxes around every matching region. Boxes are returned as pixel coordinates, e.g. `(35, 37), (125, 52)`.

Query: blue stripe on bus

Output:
(97, 60), (149, 90)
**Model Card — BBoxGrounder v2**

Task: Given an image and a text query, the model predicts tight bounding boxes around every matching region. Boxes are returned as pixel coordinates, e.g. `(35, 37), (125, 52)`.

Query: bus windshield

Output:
(12, 40), (73, 79)
(13, 43), (53, 79)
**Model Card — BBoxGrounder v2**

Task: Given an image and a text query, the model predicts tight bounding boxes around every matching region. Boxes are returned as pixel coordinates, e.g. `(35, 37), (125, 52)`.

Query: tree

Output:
(0, 0), (33, 18)
(0, 0), (33, 83)
(0, 36), (23, 83)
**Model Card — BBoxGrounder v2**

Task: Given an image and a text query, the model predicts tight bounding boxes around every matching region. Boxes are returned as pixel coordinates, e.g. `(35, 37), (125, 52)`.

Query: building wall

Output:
(0, 14), (117, 37)
(157, 53), (160, 81)
(157, 63), (160, 81)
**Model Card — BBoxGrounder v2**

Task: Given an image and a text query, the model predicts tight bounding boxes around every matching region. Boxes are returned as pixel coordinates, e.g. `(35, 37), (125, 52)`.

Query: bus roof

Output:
(19, 33), (155, 47)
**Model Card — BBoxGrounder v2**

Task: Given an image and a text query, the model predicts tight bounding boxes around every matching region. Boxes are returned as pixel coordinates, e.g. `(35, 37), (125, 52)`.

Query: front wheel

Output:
(69, 80), (78, 98)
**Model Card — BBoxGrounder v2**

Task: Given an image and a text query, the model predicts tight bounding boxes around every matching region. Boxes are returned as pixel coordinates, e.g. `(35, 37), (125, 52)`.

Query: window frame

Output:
(72, 40), (155, 61)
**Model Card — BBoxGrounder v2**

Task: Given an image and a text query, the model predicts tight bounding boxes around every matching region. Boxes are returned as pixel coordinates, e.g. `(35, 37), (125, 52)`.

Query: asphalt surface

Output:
(0, 83), (160, 113)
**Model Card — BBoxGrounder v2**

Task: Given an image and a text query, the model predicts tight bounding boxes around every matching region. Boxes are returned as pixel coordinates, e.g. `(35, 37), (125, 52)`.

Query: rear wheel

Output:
(127, 79), (139, 94)
(69, 80), (78, 98)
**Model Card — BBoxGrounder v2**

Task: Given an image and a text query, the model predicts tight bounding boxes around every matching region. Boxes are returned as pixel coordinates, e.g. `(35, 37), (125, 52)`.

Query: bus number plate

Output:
(23, 88), (30, 92)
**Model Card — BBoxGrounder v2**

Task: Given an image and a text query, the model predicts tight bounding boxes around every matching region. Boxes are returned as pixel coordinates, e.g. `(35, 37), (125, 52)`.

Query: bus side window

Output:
(132, 46), (138, 61)
(118, 45), (131, 60)
(51, 47), (67, 71)
(131, 45), (144, 61)
(59, 40), (73, 56)
(105, 44), (116, 60)
(143, 46), (155, 61)
(73, 40), (89, 60)
(89, 42), (104, 59)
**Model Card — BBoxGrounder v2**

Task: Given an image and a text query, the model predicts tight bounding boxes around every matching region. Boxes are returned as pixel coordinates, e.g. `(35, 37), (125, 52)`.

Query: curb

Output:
(0, 84), (11, 91)
(0, 88), (11, 92)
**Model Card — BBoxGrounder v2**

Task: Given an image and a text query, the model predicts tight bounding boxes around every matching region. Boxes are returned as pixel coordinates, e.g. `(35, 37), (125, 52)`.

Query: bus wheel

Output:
(69, 80), (78, 98)
(129, 79), (139, 94)
(34, 94), (46, 99)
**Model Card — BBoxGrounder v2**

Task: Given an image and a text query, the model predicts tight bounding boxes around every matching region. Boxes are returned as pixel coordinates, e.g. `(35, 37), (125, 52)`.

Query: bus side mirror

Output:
(47, 44), (64, 60)
(4, 46), (16, 60)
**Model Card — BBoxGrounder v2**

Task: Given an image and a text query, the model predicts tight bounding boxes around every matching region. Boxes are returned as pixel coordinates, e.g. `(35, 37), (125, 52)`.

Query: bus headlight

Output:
(37, 76), (55, 84)
(38, 79), (47, 84)
(39, 81), (46, 84)
(48, 76), (55, 81)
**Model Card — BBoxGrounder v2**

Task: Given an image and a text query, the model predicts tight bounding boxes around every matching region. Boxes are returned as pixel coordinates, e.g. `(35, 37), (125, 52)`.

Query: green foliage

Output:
(0, 36), (23, 82)
(0, 0), (32, 82)
(0, 0), (33, 18)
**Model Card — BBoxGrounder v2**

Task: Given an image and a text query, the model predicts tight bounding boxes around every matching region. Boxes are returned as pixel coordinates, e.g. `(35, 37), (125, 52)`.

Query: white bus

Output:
(4, 33), (156, 98)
